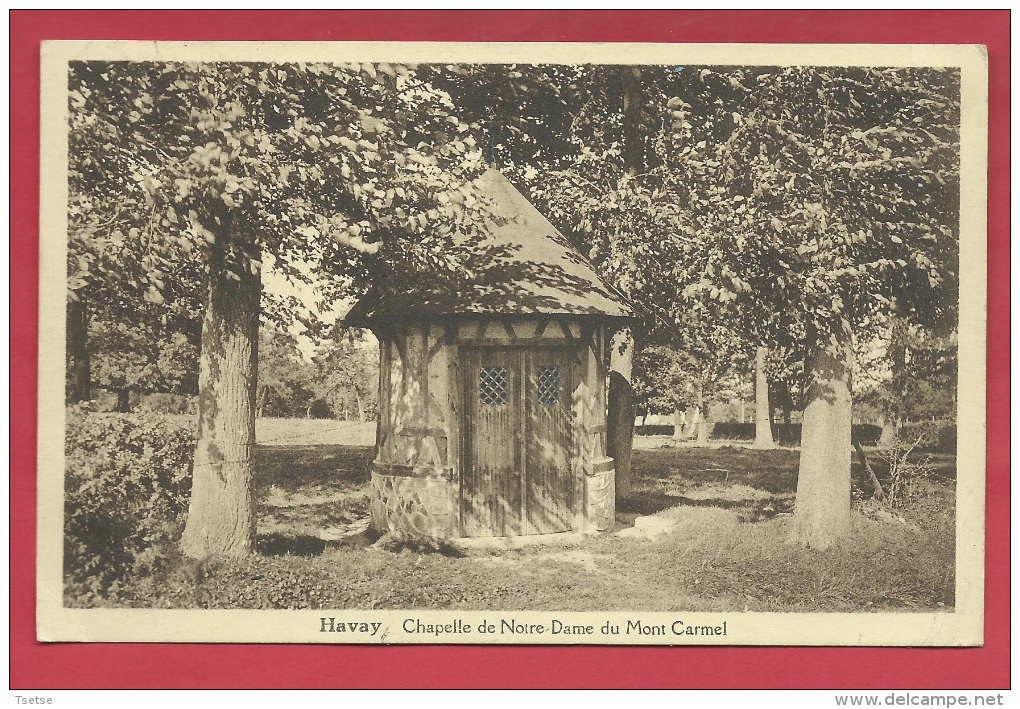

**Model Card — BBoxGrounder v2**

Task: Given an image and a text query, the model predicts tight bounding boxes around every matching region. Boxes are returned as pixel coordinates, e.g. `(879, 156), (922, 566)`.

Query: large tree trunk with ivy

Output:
(753, 346), (775, 449)
(607, 329), (635, 498)
(606, 66), (644, 500)
(181, 229), (261, 560)
(66, 299), (90, 403)
(791, 340), (853, 549)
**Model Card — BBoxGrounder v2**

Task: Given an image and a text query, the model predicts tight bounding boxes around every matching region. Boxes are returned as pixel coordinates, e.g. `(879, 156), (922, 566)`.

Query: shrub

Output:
(64, 407), (195, 605)
(853, 424), (883, 447)
(899, 421), (956, 453)
(876, 425), (940, 508)
(710, 422), (755, 441)
(138, 393), (197, 415)
(634, 424), (674, 436)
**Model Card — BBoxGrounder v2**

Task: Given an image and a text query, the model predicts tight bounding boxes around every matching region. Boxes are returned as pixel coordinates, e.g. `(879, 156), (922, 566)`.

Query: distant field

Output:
(166, 417), (893, 452)
(256, 418), (376, 447)
(158, 415), (377, 447)
(255, 419), (758, 450)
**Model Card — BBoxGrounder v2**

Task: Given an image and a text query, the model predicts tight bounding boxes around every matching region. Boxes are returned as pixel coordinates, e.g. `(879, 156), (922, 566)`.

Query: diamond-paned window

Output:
(479, 366), (509, 405)
(537, 366), (562, 405)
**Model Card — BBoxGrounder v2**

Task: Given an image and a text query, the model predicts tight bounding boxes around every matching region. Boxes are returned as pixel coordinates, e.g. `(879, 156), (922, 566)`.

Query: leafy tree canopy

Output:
(68, 60), (495, 327)
(670, 66), (960, 352)
(431, 64), (959, 357)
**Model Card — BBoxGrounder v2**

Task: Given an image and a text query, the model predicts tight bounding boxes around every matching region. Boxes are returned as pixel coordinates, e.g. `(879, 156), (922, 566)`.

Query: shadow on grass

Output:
(254, 444), (374, 493)
(672, 496), (763, 510)
(376, 533), (465, 558)
(628, 446), (954, 514)
(257, 533), (326, 557)
(631, 447), (802, 496)
(617, 489), (678, 516)
(864, 452), (958, 487)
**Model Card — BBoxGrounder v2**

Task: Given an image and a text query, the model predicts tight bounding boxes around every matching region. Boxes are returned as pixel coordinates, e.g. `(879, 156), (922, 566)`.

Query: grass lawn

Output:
(124, 418), (956, 612)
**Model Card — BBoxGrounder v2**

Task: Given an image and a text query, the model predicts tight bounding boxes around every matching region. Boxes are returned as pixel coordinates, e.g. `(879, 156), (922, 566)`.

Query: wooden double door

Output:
(462, 347), (575, 536)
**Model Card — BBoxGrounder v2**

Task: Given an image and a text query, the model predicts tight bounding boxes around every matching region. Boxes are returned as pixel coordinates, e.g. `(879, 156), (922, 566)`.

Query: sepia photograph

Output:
(36, 40), (987, 646)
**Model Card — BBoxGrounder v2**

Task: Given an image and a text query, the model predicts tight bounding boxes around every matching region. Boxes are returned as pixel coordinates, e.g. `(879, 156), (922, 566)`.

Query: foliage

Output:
(67, 66), (205, 401)
(432, 65), (958, 343)
(257, 327), (315, 418)
(68, 61), (494, 314)
(671, 67), (960, 353)
(632, 346), (687, 415)
(137, 392), (198, 415)
(252, 327), (380, 421)
(857, 319), (958, 424)
(311, 330), (379, 421)
(89, 319), (199, 406)
(64, 407), (195, 604)
(436, 63), (959, 407)
(874, 423), (946, 508)
(899, 421), (956, 454)
(633, 332), (751, 418)
(763, 345), (804, 419)
(69, 60), (961, 372)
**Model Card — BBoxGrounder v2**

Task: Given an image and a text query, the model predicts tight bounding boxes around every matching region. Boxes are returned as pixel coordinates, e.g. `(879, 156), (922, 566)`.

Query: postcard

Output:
(37, 40), (987, 646)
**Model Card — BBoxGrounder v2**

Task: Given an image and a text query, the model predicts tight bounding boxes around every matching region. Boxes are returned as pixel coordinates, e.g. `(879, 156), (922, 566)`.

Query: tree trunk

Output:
(697, 414), (711, 444)
(694, 381), (710, 444)
(878, 416), (899, 448)
(608, 68), (643, 496)
(180, 227), (261, 560)
(683, 405), (698, 439)
(66, 298), (90, 403)
(607, 329), (635, 498)
(620, 66), (644, 177)
(883, 311), (908, 446)
(753, 346), (775, 449)
(115, 388), (131, 413)
(853, 433), (885, 501)
(256, 385), (267, 419)
(791, 340), (853, 549)
(672, 409), (686, 440)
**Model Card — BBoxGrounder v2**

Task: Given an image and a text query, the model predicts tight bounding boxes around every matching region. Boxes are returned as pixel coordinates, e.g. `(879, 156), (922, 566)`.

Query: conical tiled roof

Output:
(345, 168), (633, 325)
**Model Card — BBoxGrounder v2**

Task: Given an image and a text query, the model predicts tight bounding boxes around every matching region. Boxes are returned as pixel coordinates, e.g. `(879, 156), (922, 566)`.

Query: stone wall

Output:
(370, 472), (455, 539)
(584, 459), (616, 532)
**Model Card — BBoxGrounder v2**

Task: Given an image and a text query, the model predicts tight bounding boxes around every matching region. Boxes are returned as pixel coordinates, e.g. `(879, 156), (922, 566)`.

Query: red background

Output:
(10, 10), (1009, 689)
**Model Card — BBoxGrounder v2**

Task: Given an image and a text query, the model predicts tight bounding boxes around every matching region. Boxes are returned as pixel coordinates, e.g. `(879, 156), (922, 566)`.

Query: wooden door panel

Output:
(462, 349), (522, 536)
(525, 350), (573, 534)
